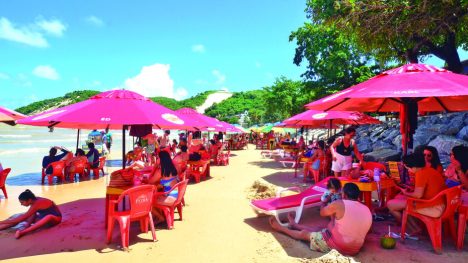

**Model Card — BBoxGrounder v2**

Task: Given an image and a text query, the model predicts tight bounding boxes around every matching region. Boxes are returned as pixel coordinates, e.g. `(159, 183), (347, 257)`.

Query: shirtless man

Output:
(269, 183), (372, 256)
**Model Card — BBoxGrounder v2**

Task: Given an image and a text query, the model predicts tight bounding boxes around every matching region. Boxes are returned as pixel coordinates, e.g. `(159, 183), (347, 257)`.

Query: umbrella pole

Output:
(122, 125), (127, 169)
(76, 129), (81, 152)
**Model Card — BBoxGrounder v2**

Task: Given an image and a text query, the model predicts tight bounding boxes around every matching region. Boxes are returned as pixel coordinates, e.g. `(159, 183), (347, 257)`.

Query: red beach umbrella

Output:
(283, 110), (380, 128)
(17, 89), (201, 167)
(305, 63), (468, 155)
(0, 106), (27, 125)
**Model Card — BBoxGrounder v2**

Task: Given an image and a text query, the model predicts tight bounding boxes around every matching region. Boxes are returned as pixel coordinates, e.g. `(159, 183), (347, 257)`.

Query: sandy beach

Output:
(0, 144), (467, 262)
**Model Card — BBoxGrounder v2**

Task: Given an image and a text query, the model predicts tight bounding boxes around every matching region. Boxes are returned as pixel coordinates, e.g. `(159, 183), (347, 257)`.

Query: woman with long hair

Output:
(423, 146), (443, 175)
(445, 145), (468, 188)
(0, 189), (62, 239)
(149, 150), (179, 225)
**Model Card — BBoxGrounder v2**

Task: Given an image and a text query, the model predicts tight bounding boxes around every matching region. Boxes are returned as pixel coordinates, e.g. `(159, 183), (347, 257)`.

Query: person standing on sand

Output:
(269, 183), (372, 256)
(330, 127), (363, 177)
(0, 189), (62, 239)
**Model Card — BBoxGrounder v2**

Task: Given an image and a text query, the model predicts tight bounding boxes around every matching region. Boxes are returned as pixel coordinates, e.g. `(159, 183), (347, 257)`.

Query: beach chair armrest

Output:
(276, 187), (301, 197)
(294, 194), (322, 223)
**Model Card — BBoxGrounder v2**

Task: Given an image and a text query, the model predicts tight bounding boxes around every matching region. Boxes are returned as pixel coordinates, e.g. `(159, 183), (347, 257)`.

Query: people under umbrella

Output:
(250, 124), (468, 254)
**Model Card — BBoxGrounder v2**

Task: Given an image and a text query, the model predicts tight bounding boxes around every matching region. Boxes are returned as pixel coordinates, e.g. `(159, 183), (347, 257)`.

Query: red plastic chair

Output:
(217, 150), (230, 166)
(42, 161), (66, 185)
(401, 186), (462, 254)
(187, 160), (209, 183)
(456, 198), (468, 250)
(106, 185), (156, 249)
(88, 156), (106, 178)
(0, 168), (11, 198)
(153, 179), (188, 229)
(66, 159), (88, 181)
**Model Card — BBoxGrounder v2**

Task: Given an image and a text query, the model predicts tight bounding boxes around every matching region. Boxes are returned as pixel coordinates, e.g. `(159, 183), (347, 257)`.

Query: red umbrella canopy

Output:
(305, 63), (468, 155)
(175, 108), (225, 131)
(17, 90), (199, 130)
(283, 110), (380, 128)
(305, 64), (468, 112)
(0, 106), (27, 124)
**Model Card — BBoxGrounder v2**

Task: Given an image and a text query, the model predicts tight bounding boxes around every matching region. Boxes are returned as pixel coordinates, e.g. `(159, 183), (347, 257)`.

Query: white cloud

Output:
(36, 18), (66, 37)
(32, 65), (60, 80)
(122, 64), (176, 98)
(212, 69), (226, 84)
(0, 17), (48, 47)
(192, 44), (205, 53)
(0, 72), (9, 79)
(85, 16), (105, 27)
(174, 88), (189, 100)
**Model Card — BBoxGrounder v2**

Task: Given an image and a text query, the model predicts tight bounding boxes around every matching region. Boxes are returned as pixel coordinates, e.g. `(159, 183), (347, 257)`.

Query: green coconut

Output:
(380, 235), (396, 249)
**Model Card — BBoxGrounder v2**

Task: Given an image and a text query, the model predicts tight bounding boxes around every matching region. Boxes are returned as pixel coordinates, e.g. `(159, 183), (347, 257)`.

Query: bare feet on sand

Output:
(269, 217), (282, 232)
(14, 230), (22, 239)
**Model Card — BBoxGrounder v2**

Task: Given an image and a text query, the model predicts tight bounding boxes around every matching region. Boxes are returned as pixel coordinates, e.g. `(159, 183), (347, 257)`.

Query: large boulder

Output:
(413, 129), (439, 148)
(373, 141), (396, 151)
(356, 138), (373, 153)
(456, 125), (468, 140)
(428, 135), (468, 156)
(364, 148), (401, 162)
(370, 126), (387, 142)
(382, 129), (400, 144)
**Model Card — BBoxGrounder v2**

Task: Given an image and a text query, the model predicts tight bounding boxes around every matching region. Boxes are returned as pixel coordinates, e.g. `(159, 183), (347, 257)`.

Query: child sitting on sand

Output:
(321, 178), (342, 205)
(0, 189), (62, 239)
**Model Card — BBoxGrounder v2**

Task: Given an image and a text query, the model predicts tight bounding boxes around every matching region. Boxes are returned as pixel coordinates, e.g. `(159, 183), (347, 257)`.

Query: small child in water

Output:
(321, 178), (342, 205)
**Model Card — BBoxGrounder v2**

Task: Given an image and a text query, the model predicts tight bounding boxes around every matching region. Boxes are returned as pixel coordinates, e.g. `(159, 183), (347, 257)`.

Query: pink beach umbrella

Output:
(283, 110), (380, 128)
(175, 108), (226, 132)
(305, 63), (468, 155)
(0, 106), (27, 125)
(18, 90), (202, 167)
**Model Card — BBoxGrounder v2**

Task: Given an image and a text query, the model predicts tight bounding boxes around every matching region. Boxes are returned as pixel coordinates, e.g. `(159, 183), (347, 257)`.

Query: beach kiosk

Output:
(82, 129), (105, 154)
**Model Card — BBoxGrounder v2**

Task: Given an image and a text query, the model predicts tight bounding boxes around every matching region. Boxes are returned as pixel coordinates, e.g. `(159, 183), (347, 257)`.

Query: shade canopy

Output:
(305, 63), (468, 155)
(175, 108), (225, 132)
(17, 90), (199, 130)
(0, 106), (27, 125)
(305, 64), (468, 112)
(283, 110), (380, 128)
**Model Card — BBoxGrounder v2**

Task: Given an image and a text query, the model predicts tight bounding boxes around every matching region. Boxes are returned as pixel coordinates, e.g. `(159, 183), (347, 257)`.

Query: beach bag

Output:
(189, 152), (201, 161)
(108, 168), (135, 187)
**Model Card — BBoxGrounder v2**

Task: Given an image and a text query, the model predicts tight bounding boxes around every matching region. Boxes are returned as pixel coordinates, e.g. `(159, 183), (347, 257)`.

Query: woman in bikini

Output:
(0, 189), (62, 239)
(148, 151), (179, 225)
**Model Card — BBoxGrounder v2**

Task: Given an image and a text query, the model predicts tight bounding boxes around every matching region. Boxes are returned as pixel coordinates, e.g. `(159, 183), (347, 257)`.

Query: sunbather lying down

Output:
(0, 189), (62, 239)
(269, 183), (372, 256)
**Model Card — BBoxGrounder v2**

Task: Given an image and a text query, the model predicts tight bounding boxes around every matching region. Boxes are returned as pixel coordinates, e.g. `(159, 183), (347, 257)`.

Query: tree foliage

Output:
(290, 13), (379, 92)
(204, 90), (267, 126)
(307, 0), (468, 72)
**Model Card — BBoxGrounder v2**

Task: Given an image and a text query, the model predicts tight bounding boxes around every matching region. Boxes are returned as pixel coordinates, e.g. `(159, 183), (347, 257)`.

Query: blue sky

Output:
(0, 1), (309, 109)
(1, 1), (466, 111)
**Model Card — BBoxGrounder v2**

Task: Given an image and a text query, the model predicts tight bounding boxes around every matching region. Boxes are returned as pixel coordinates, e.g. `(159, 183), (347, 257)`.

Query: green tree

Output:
(205, 90), (267, 124)
(262, 77), (311, 123)
(290, 18), (379, 92)
(307, 0), (468, 72)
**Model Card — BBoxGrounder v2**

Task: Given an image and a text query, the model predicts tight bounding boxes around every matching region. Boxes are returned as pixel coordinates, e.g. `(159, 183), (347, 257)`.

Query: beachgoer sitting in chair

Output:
(387, 153), (447, 238)
(42, 146), (70, 176)
(269, 183), (372, 256)
(86, 142), (100, 169)
(148, 151), (179, 225)
(65, 148), (88, 178)
(0, 189), (62, 239)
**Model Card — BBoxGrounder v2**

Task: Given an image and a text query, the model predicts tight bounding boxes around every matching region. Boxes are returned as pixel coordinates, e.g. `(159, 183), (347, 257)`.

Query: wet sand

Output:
(0, 145), (466, 262)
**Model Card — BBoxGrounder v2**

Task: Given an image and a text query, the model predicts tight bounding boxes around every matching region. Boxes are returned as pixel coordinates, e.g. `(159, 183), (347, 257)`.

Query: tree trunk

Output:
(406, 49), (419, 63)
(443, 33), (463, 73)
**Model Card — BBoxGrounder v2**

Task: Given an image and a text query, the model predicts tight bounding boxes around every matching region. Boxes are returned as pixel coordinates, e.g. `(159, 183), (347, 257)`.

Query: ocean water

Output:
(0, 125), (183, 185)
